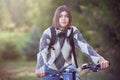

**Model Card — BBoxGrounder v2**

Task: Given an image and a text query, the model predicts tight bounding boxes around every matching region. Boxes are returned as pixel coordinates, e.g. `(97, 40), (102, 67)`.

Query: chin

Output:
(61, 25), (67, 27)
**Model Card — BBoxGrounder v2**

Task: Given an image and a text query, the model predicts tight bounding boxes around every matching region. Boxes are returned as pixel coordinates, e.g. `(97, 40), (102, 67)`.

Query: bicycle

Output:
(45, 63), (103, 80)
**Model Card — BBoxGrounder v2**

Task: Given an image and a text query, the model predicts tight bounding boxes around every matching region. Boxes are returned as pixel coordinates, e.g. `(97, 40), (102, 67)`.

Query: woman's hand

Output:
(35, 67), (45, 78)
(98, 57), (109, 70)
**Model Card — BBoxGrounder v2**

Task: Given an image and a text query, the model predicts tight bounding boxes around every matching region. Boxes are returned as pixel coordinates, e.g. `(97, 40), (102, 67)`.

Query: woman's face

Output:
(59, 11), (69, 30)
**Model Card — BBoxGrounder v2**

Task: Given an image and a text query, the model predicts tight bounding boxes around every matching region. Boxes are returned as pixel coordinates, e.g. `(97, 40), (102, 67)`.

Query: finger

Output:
(105, 61), (109, 68)
(41, 70), (45, 77)
(36, 71), (41, 78)
(36, 70), (45, 78)
(40, 69), (45, 77)
(100, 61), (104, 70)
(101, 61), (109, 69)
(103, 61), (108, 69)
(103, 61), (107, 69)
(100, 62), (104, 70)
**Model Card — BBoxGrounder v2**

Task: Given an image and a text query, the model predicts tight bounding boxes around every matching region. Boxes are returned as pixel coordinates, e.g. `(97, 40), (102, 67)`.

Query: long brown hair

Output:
(52, 5), (72, 28)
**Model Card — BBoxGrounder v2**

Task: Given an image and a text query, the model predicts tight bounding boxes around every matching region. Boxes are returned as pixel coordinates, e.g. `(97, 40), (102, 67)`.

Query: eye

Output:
(65, 15), (69, 18)
(59, 15), (62, 18)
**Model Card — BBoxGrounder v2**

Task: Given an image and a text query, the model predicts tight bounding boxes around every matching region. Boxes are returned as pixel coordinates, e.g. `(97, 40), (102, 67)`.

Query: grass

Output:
(0, 59), (38, 80)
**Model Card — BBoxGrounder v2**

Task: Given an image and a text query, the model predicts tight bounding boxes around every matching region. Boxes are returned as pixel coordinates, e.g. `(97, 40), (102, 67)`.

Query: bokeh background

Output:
(0, 0), (120, 80)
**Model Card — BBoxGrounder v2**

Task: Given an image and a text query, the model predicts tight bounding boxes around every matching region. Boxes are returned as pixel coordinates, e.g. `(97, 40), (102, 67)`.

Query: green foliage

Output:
(0, 0), (14, 27)
(23, 0), (52, 27)
(22, 26), (41, 60)
(0, 31), (29, 49)
(0, 0), (53, 29)
(0, 31), (29, 62)
(1, 41), (21, 60)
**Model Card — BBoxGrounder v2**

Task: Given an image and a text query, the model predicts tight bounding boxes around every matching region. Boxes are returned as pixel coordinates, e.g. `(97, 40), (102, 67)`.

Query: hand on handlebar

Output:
(98, 57), (110, 70)
(81, 61), (110, 72)
(35, 66), (45, 78)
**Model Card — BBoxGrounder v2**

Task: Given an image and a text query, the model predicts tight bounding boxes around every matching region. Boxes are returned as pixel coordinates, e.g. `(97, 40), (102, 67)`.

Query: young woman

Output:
(35, 5), (109, 80)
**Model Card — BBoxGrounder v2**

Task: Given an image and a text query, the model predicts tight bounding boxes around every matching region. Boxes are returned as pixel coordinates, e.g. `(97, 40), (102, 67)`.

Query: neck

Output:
(59, 26), (67, 31)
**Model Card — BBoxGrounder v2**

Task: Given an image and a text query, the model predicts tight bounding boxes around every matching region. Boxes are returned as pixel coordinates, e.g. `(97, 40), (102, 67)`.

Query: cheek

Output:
(59, 18), (62, 22)
(66, 18), (69, 22)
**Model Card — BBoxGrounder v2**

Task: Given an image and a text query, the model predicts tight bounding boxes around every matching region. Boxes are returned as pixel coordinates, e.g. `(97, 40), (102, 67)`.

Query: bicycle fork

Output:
(61, 72), (77, 80)
(72, 72), (76, 80)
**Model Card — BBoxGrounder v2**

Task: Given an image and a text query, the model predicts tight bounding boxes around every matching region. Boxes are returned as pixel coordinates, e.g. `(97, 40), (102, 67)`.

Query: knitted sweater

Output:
(36, 26), (101, 70)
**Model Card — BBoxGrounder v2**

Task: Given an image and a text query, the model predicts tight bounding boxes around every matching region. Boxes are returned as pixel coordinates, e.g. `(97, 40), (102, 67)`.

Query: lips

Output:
(61, 22), (66, 24)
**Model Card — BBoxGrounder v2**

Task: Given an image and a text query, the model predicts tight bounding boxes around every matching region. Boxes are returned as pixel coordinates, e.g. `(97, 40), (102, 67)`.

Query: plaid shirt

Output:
(36, 26), (101, 70)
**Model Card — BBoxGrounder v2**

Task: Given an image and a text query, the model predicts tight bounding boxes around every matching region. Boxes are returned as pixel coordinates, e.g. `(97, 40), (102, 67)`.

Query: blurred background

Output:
(0, 0), (120, 80)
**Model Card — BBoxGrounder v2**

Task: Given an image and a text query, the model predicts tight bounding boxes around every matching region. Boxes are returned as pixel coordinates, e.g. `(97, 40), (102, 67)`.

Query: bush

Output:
(1, 41), (21, 60)
(22, 26), (41, 60)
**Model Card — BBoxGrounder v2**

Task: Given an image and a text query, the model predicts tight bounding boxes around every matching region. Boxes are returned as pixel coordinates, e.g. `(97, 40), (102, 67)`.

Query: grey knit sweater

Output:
(36, 26), (101, 70)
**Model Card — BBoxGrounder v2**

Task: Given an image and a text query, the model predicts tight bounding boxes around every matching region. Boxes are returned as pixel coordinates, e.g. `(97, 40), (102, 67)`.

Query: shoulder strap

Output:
(69, 28), (78, 68)
(48, 27), (56, 50)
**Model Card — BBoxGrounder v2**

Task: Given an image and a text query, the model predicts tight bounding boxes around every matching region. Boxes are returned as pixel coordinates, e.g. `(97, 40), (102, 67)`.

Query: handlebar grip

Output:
(83, 62), (111, 72)
(82, 63), (101, 71)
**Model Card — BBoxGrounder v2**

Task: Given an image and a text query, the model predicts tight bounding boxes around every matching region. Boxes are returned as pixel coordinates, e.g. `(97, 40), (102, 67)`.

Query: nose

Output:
(62, 16), (66, 20)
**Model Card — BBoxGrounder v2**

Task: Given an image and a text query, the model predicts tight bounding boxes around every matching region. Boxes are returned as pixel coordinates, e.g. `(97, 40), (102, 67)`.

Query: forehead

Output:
(60, 11), (68, 15)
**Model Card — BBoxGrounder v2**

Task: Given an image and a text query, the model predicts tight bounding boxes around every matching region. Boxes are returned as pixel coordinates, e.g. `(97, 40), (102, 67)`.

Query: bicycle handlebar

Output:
(82, 63), (101, 72)
(46, 63), (110, 77)
(64, 63), (101, 73)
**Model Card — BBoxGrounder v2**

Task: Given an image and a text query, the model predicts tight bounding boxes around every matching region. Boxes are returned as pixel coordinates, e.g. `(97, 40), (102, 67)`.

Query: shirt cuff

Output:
(91, 56), (102, 64)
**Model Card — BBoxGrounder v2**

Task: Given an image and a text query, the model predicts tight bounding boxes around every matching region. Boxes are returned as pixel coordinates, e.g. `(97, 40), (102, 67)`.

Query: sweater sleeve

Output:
(36, 28), (51, 70)
(73, 27), (102, 64)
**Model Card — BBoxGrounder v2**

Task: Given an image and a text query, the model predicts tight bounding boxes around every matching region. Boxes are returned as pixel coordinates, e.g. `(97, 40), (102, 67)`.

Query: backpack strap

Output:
(48, 27), (56, 50)
(69, 28), (78, 68)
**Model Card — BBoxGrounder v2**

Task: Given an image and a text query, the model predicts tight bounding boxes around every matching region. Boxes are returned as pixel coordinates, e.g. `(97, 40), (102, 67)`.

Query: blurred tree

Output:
(0, 0), (13, 28)
(23, 0), (52, 27)
(0, 0), (53, 29)
(5, 0), (24, 25)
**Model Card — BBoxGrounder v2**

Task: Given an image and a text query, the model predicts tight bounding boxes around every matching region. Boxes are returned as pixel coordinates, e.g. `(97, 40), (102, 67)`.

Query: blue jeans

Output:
(40, 64), (80, 80)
